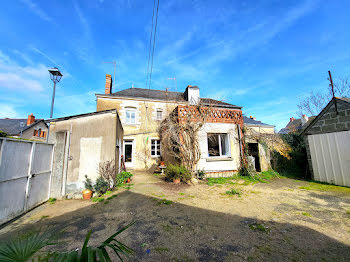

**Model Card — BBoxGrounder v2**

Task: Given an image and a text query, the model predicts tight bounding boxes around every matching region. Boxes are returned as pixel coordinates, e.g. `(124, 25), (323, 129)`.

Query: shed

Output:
(48, 109), (123, 198)
(303, 97), (350, 186)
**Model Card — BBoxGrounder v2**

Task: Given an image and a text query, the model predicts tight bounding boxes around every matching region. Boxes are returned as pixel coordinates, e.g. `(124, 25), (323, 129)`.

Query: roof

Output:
(338, 97), (350, 103)
(96, 87), (241, 109)
(0, 119), (46, 135)
(278, 116), (316, 134)
(243, 116), (274, 127)
(49, 109), (117, 122)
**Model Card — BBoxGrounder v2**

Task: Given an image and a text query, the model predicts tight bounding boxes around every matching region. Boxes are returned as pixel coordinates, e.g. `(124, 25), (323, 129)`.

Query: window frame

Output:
(156, 109), (163, 120)
(207, 133), (230, 157)
(151, 139), (161, 157)
(125, 108), (136, 124)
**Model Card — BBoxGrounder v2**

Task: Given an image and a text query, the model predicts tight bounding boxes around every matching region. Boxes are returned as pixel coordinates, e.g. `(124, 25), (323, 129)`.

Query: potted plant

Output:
(83, 175), (94, 200)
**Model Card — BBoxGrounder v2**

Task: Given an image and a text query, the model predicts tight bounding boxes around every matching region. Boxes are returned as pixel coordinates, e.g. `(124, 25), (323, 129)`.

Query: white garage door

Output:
(308, 130), (350, 187)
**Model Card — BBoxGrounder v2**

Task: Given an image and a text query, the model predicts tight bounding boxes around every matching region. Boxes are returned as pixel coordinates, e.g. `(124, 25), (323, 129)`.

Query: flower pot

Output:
(173, 178), (181, 184)
(160, 161), (165, 167)
(126, 178), (131, 183)
(82, 189), (93, 200)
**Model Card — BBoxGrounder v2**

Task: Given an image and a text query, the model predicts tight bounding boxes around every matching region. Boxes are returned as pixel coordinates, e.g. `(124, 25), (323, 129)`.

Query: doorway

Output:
(123, 139), (134, 168)
(247, 143), (261, 172)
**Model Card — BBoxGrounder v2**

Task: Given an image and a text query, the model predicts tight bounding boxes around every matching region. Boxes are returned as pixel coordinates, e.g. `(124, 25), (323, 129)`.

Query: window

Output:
(156, 109), (163, 120)
(207, 133), (229, 157)
(125, 108), (136, 124)
(38, 128), (42, 137)
(151, 139), (161, 157)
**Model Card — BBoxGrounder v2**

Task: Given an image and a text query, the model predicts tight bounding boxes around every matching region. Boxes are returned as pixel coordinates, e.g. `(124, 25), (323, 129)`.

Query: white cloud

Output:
(0, 104), (20, 118)
(20, 0), (53, 22)
(0, 72), (42, 91)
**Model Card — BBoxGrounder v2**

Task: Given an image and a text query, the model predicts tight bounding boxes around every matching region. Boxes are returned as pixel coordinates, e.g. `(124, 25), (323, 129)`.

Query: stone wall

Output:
(305, 100), (350, 135)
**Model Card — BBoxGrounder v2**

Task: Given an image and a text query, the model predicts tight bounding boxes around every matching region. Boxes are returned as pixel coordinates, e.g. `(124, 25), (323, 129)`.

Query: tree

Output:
(297, 76), (350, 116)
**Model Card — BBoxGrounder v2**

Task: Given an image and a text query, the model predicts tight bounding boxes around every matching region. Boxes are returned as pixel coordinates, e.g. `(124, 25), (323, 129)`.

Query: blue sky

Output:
(0, 0), (350, 130)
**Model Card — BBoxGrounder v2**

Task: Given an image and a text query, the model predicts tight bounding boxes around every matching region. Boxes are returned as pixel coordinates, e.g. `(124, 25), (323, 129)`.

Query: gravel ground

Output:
(1, 171), (350, 261)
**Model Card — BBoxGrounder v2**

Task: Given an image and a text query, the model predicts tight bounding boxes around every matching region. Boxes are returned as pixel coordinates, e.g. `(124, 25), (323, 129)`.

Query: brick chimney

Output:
(301, 114), (309, 125)
(27, 113), (35, 126)
(105, 74), (112, 94)
(289, 117), (295, 122)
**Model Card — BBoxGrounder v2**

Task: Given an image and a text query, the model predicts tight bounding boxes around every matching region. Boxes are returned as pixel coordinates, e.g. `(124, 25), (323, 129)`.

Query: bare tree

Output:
(159, 103), (211, 172)
(297, 76), (350, 116)
(98, 160), (116, 188)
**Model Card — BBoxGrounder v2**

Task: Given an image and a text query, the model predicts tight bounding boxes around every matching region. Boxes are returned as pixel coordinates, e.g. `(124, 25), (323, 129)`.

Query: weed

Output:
(48, 198), (56, 204)
(225, 188), (242, 197)
(302, 212), (312, 217)
(97, 198), (105, 203)
(103, 201), (109, 204)
(178, 192), (185, 195)
(177, 198), (185, 201)
(92, 197), (105, 202)
(346, 210), (350, 214)
(299, 182), (350, 193)
(158, 199), (173, 205)
(154, 247), (169, 253)
(207, 177), (235, 186)
(107, 196), (115, 200)
(249, 223), (270, 232)
(104, 191), (112, 196)
(161, 224), (172, 232)
(40, 215), (50, 220)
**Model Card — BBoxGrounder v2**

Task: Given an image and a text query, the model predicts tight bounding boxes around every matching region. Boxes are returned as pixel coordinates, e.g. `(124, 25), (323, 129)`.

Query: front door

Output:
(124, 139), (133, 168)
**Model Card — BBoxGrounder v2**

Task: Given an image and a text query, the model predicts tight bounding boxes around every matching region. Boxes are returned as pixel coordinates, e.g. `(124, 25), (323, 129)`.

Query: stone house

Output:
(0, 113), (48, 141)
(96, 74), (273, 175)
(302, 97), (350, 186)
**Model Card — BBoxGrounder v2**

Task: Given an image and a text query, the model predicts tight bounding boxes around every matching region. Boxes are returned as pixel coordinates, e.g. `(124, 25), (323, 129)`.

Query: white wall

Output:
(197, 123), (241, 172)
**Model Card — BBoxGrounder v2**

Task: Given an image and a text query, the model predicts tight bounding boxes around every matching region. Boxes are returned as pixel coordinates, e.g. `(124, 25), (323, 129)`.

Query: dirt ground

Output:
(1, 171), (350, 261)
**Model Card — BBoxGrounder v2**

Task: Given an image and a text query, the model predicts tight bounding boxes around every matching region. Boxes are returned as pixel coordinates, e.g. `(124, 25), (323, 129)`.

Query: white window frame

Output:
(151, 139), (161, 157)
(125, 108), (136, 124)
(207, 133), (230, 157)
(156, 109), (163, 120)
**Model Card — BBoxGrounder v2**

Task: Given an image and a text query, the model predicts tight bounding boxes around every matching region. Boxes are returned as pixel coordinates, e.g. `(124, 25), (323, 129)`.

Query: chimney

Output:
(27, 113), (35, 126)
(290, 117), (295, 122)
(105, 74), (112, 94)
(184, 85), (200, 105)
(301, 114), (309, 125)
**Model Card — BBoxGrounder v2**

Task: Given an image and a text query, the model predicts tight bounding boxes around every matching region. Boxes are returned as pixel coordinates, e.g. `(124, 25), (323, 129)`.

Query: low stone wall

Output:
(204, 170), (238, 178)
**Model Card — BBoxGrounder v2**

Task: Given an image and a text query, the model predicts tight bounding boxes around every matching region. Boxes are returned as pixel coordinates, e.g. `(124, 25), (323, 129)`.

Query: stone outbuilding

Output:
(302, 97), (350, 187)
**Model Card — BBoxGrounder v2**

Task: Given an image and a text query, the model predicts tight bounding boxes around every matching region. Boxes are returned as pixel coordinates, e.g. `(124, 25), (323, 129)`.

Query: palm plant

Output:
(0, 222), (134, 262)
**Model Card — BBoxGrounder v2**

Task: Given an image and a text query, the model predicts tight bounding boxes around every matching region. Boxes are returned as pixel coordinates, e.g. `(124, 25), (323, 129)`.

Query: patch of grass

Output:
(106, 195), (117, 200)
(48, 198), (56, 204)
(301, 212), (312, 217)
(248, 223), (270, 232)
(207, 177), (235, 186)
(92, 197), (105, 202)
(40, 215), (50, 220)
(299, 182), (350, 193)
(178, 192), (185, 195)
(154, 247), (169, 253)
(103, 200), (109, 204)
(177, 198), (185, 201)
(103, 190), (113, 196)
(225, 188), (242, 197)
(161, 224), (172, 232)
(158, 199), (173, 205)
(346, 210), (350, 215)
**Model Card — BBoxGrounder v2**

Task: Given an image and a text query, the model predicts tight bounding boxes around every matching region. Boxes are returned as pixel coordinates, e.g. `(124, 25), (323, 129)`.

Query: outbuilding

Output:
(48, 109), (123, 198)
(303, 97), (350, 187)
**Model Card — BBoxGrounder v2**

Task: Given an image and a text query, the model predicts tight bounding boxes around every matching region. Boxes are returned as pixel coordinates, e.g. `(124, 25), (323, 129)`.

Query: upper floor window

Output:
(207, 133), (230, 157)
(151, 139), (161, 157)
(125, 108), (136, 124)
(156, 109), (163, 120)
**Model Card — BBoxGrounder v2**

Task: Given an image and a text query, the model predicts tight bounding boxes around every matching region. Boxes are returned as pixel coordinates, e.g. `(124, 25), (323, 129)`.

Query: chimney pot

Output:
(105, 74), (112, 94)
(27, 113), (35, 126)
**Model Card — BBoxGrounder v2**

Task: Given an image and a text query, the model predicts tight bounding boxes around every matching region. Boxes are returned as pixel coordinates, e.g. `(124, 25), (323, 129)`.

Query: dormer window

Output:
(125, 108), (136, 124)
(156, 109), (163, 120)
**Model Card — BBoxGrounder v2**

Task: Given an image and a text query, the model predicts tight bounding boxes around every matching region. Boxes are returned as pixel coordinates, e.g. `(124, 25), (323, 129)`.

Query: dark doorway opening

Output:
(247, 143), (261, 172)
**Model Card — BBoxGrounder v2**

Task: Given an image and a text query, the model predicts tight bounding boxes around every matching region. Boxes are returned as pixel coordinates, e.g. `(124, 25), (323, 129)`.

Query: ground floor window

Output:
(207, 133), (230, 157)
(151, 139), (161, 157)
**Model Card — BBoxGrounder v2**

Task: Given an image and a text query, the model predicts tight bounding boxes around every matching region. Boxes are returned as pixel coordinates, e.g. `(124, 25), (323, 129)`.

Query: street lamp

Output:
(48, 67), (63, 119)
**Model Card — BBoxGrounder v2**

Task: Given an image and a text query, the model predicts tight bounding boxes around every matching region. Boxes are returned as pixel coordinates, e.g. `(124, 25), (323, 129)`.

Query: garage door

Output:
(308, 130), (350, 187)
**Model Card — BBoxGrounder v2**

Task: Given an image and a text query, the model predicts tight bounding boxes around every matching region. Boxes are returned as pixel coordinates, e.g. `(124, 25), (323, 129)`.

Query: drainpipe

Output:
(236, 124), (244, 167)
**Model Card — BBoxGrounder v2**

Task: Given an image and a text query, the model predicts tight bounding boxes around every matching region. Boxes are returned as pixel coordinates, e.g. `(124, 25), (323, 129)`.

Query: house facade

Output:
(0, 113), (48, 141)
(96, 74), (245, 175)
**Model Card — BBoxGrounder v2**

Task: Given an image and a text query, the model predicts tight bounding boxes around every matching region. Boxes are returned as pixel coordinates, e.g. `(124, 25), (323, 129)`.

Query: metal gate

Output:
(0, 138), (54, 225)
(308, 130), (350, 187)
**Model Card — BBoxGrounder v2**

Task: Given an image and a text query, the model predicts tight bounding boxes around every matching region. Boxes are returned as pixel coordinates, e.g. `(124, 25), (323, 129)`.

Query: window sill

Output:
(151, 155), (161, 158)
(206, 157), (232, 162)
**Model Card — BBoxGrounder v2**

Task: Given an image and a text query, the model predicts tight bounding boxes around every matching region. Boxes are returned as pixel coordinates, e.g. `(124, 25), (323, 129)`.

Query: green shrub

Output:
(0, 130), (7, 137)
(164, 164), (192, 182)
(84, 175), (94, 191)
(196, 169), (206, 180)
(94, 176), (109, 195)
(225, 188), (241, 196)
(116, 171), (133, 186)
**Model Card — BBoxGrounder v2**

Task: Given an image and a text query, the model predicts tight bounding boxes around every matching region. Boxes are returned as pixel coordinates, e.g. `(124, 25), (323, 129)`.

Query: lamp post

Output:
(48, 67), (63, 118)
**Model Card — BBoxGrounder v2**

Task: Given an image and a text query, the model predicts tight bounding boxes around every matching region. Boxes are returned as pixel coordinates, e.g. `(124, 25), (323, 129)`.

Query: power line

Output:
(148, 0), (160, 90)
(146, 0), (156, 88)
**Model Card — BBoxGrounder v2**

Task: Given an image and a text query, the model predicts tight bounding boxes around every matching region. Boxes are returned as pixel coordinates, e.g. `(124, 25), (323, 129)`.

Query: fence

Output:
(0, 138), (54, 225)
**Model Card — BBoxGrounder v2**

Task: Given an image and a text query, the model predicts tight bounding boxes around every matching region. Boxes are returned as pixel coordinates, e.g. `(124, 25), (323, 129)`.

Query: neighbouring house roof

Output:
(49, 109), (118, 122)
(96, 87), (242, 109)
(243, 116), (275, 127)
(278, 116), (316, 134)
(0, 119), (46, 135)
